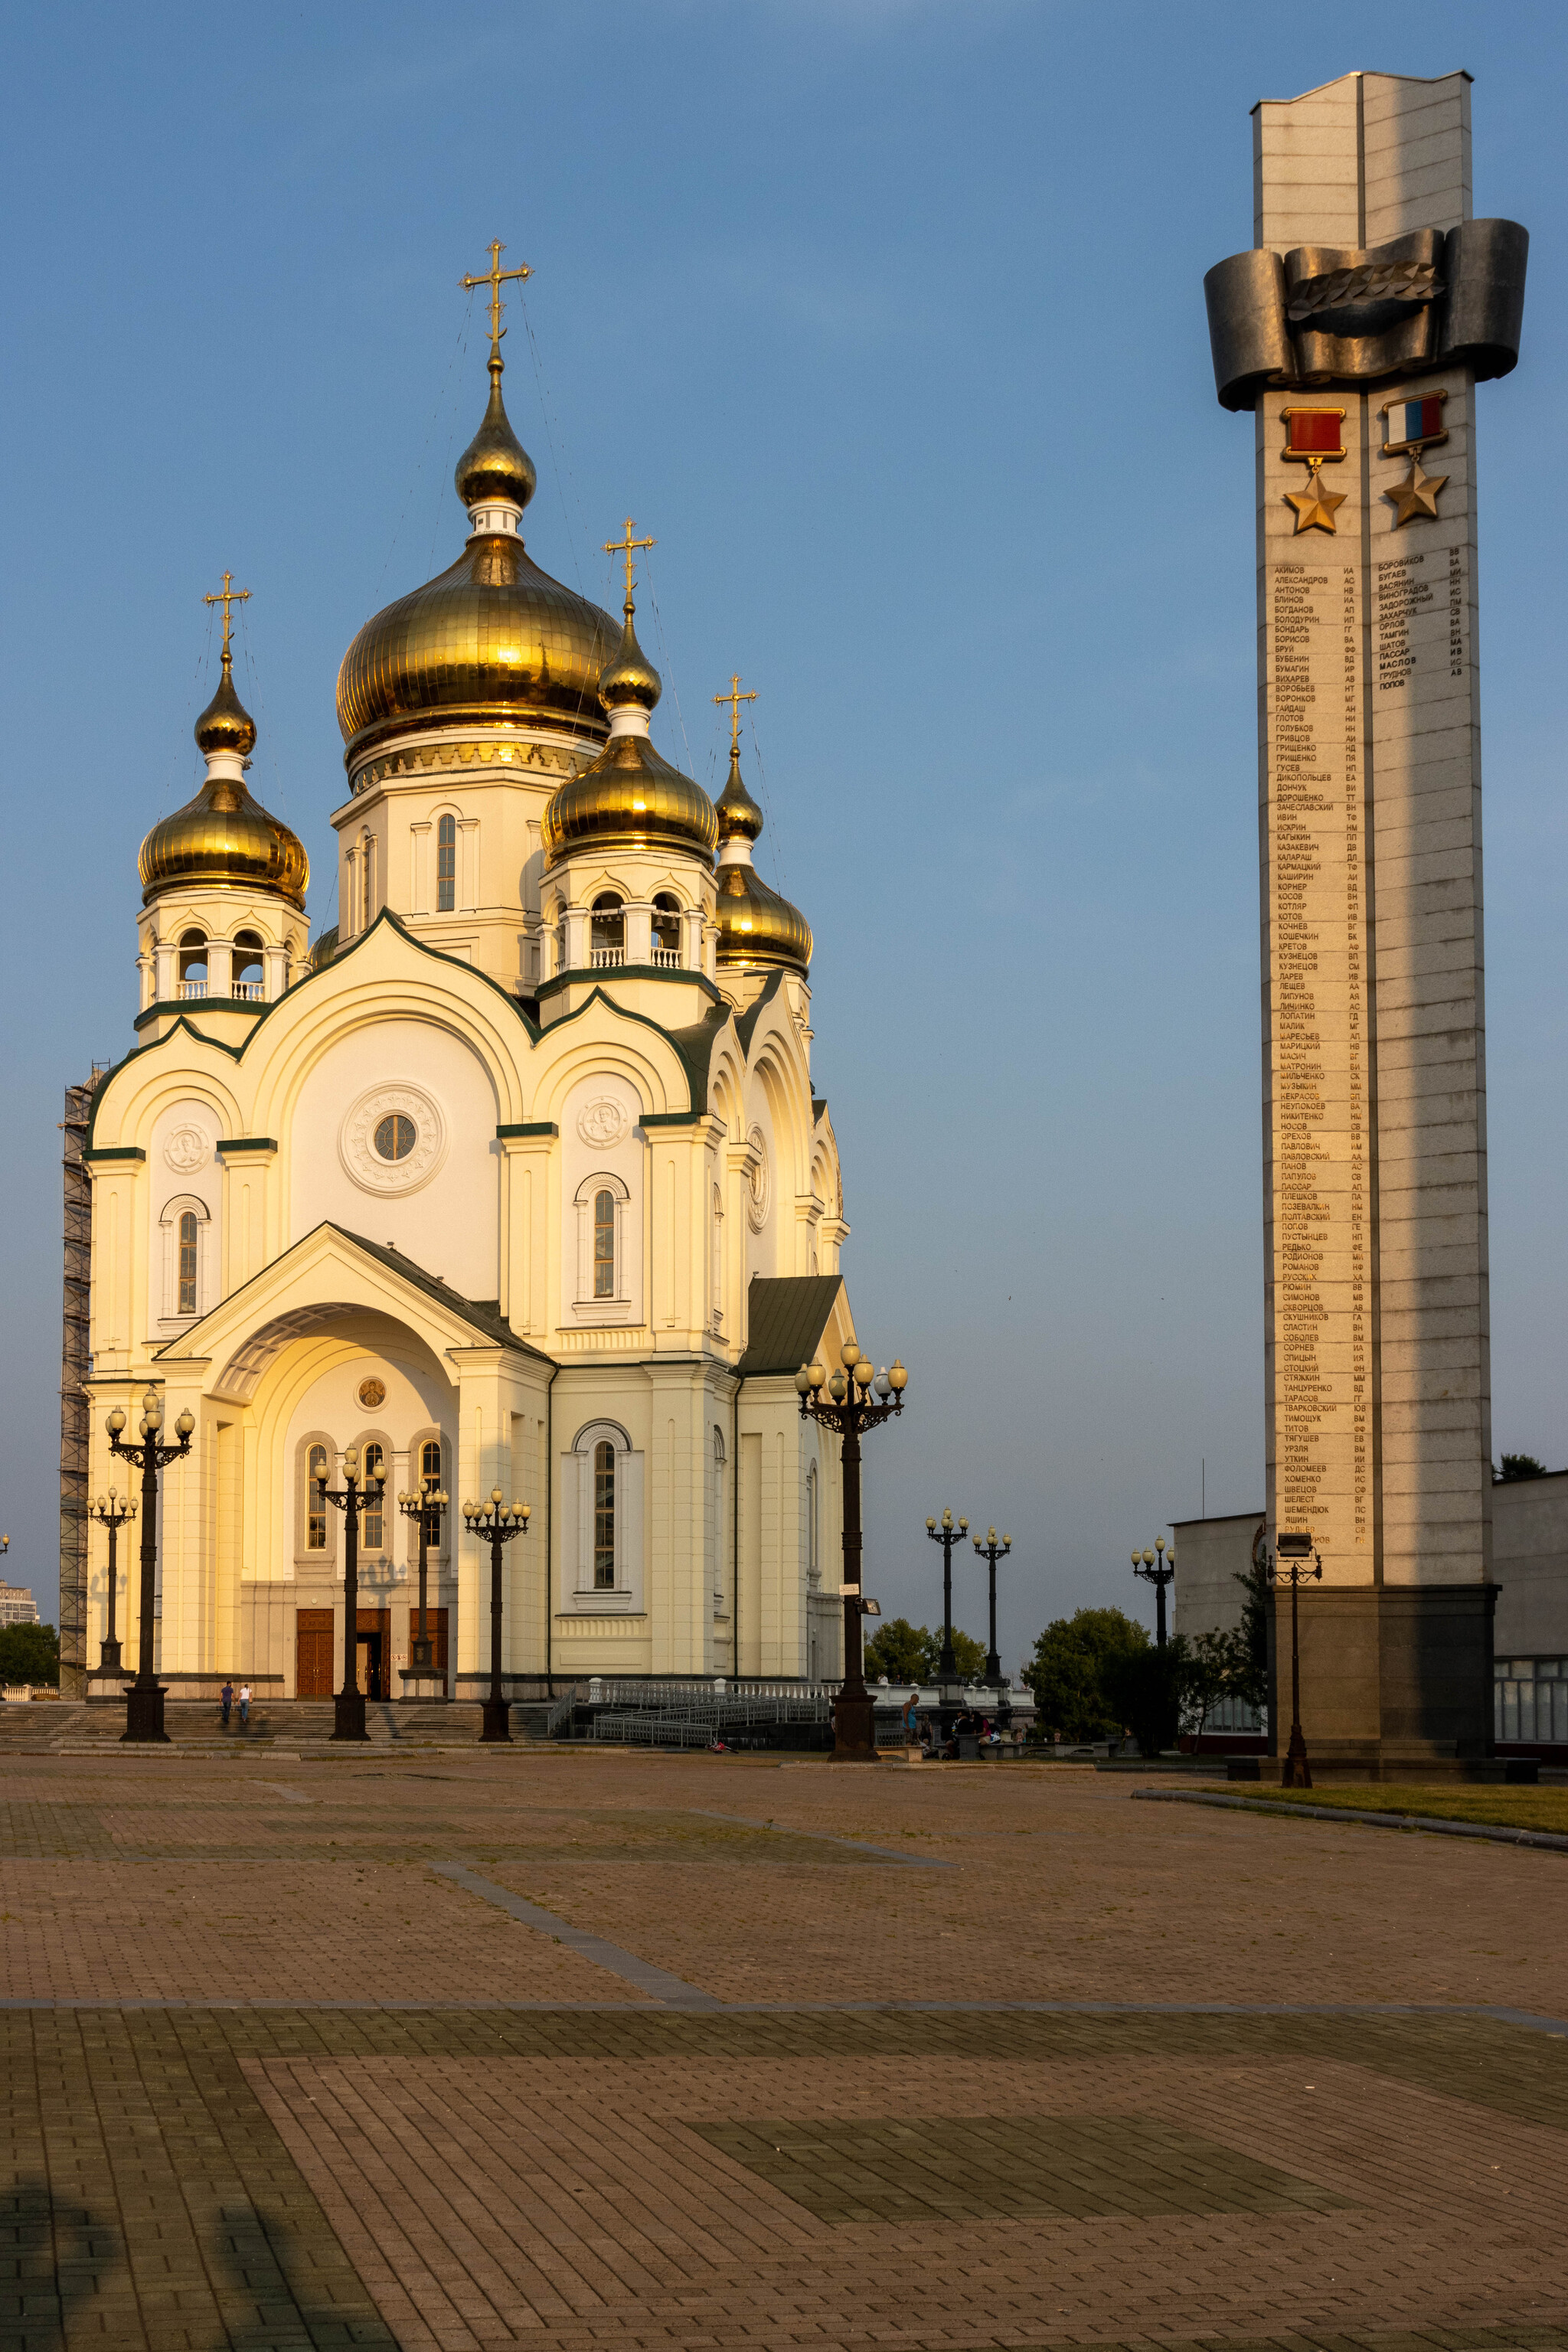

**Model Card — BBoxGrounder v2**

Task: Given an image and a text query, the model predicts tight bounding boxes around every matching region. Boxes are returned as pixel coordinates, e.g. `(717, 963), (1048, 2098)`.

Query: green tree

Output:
(1227, 1553), (1270, 1714)
(862, 1616), (931, 1681)
(1105, 1636), (1187, 1757)
(0, 1622), (60, 1689)
(862, 1619), (988, 1683)
(1023, 1607), (1149, 1741)
(1180, 1628), (1232, 1740)
(1496, 1454), (1549, 1482)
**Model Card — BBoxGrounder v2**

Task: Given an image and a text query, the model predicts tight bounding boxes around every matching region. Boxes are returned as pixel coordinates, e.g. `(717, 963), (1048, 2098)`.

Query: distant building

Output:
(0, 1583), (41, 1626)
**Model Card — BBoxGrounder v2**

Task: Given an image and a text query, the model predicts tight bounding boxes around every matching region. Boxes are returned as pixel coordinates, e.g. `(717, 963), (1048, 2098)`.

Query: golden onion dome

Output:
(335, 354), (618, 764)
(599, 599), (662, 713)
(542, 734), (717, 865)
(713, 742), (810, 974)
(309, 925), (338, 971)
(454, 351), (537, 511)
(715, 744), (763, 843)
(194, 651), (257, 756)
(139, 773), (308, 910)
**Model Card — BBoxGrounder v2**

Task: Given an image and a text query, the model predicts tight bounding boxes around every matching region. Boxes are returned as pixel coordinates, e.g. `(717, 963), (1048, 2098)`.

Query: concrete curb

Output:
(1134, 1785), (1568, 1853)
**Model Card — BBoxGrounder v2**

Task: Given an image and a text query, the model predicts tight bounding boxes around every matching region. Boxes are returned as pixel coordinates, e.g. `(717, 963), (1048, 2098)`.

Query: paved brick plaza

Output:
(5, 1741), (1568, 2350)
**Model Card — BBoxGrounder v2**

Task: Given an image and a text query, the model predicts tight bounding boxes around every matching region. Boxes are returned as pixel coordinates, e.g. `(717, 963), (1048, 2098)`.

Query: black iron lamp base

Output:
(332, 1690), (370, 1743)
(98, 1641), (123, 1674)
(831, 1691), (879, 1762)
(479, 1696), (513, 1743)
(122, 1684), (169, 1743)
(410, 1639), (433, 1671)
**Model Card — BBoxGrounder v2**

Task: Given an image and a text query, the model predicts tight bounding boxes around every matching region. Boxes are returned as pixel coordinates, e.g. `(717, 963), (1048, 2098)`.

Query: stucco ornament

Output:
(576, 1095), (630, 1148)
(339, 1084), (448, 1195)
(358, 1377), (387, 1409)
(746, 1123), (771, 1232)
(163, 1124), (212, 1174)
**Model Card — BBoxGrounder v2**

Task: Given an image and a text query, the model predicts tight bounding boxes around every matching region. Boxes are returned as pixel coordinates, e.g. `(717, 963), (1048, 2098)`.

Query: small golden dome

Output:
(454, 351), (537, 511)
(139, 774), (308, 910)
(715, 863), (812, 975)
(715, 746), (763, 843)
(542, 733), (718, 865)
(194, 651), (256, 757)
(599, 599), (662, 713)
(309, 925), (338, 971)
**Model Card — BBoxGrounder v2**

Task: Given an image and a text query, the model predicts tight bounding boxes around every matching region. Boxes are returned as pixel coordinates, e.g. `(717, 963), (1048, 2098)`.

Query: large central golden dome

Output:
(335, 355), (618, 765)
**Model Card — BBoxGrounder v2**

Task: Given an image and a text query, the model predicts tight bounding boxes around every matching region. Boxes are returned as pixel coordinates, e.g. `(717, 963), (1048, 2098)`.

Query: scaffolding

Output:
(59, 1075), (101, 1698)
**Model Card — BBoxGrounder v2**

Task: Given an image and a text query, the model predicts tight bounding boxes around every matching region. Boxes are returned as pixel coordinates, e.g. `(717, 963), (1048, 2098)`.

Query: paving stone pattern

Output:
(3, 1749), (1568, 2348)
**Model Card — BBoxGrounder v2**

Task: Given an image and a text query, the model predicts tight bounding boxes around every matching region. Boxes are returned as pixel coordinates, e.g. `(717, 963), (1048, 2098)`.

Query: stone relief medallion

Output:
(339, 1084), (447, 1195)
(746, 1124), (771, 1232)
(358, 1377), (387, 1410)
(577, 1095), (630, 1148)
(163, 1124), (211, 1174)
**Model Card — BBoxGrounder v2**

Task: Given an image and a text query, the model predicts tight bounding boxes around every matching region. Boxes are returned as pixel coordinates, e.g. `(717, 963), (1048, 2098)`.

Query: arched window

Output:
(360, 834), (374, 930)
(593, 1440), (616, 1589)
(178, 930), (207, 998)
(420, 1436), (443, 1543)
(178, 1210), (199, 1315)
(652, 891), (681, 965)
(361, 1440), (385, 1550)
(307, 1445), (329, 1550)
(593, 1188), (616, 1298)
(437, 814), (456, 912)
(711, 1182), (724, 1327)
(713, 1426), (727, 1604)
(234, 930), (264, 1001)
(590, 893), (624, 965)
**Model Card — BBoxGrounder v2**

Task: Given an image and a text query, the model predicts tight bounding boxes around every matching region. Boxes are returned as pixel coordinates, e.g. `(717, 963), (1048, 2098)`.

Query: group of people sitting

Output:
(900, 1690), (1005, 1759)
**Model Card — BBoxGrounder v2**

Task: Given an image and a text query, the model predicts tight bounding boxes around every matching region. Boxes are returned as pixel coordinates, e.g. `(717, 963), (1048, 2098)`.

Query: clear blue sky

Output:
(2, 2), (1563, 1670)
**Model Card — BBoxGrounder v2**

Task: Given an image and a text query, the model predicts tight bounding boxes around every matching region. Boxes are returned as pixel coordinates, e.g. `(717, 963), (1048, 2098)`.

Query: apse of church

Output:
(67, 249), (853, 1701)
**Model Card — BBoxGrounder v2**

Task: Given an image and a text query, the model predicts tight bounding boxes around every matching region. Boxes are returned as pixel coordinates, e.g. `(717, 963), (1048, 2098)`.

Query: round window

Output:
(374, 1113), (416, 1162)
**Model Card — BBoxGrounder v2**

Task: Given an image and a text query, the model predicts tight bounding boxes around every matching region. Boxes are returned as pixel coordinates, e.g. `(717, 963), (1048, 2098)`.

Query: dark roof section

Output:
(733, 968), (783, 1060)
(737, 1273), (844, 1377)
(338, 1229), (556, 1364)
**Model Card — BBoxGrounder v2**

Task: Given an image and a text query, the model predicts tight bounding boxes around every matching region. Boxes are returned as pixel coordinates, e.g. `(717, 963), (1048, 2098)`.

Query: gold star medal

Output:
(1380, 390), (1450, 528)
(1280, 407), (1347, 535)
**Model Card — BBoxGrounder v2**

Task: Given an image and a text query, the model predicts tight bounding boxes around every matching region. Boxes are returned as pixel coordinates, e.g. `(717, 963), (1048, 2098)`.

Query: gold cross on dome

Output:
(202, 571), (250, 658)
(459, 239), (533, 348)
(604, 517), (655, 600)
(714, 673), (757, 753)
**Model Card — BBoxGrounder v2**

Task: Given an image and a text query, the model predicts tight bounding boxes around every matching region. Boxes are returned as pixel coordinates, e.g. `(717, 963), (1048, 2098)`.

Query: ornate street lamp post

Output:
(105, 1390), (194, 1743)
(397, 1475), (448, 1678)
(89, 1486), (136, 1677)
(924, 1508), (969, 1685)
(1270, 1532), (1321, 1788)
(973, 1526), (1011, 1688)
(317, 1446), (384, 1743)
(795, 1341), (908, 1762)
(462, 1489), (531, 1743)
(1132, 1538), (1177, 1648)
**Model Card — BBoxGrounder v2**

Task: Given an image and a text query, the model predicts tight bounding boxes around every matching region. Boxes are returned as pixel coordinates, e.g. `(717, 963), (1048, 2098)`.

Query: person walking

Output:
(220, 1680), (234, 1729)
(237, 1683), (250, 1730)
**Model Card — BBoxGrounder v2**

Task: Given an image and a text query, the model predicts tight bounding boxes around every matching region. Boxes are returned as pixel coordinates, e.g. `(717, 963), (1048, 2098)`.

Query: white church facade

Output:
(74, 298), (857, 1702)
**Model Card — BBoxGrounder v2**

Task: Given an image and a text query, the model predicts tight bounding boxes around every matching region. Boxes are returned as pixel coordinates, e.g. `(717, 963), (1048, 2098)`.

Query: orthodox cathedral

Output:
(74, 270), (855, 1703)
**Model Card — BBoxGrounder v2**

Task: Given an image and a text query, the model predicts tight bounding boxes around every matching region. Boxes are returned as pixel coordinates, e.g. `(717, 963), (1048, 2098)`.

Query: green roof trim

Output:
(736, 1274), (845, 1378)
(496, 1122), (558, 1139)
(812, 1096), (828, 1123)
(733, 968), (783, 1060)
(641, 1110), (711, 1129)
(216, 1136), (278, 1155)
(82, 1146), (146, 1165)
(133, 997), (268, 1032)
(537, 965), (721, 1008)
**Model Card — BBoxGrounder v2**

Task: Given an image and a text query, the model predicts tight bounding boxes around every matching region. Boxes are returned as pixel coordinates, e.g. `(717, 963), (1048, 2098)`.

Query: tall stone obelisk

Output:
(1204, 72), (1527, 1766)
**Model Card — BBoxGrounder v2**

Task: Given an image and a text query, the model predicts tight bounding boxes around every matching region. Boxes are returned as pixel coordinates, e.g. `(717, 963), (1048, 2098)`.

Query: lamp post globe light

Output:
(397, 1477), (448, 1686)
(89, 1486), (136, 1678)
(925, 1509), (969, 1692)
(795, 1341), (908, 1762)
(462, 1491), (531, 1743)
(316, 1446), (384, 1743)
(973, 1527), (1011, 1689)
(105, 1390), (195, 1743)
(1132, 1537), (1177, 1648)
(1270, 1531), (1322, 1788)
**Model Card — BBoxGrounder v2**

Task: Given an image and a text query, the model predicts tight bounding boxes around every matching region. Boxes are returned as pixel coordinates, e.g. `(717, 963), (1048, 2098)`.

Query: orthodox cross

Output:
(203, 572), (250, 659)
(714, 673), (757, 754)
(604, 518), (655, 600)
(460, 240), (533, 348)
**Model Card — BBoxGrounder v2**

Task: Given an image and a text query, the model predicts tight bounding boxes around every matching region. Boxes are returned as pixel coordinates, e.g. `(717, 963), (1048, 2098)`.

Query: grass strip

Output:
(1135, 1785), (1568, 1851)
